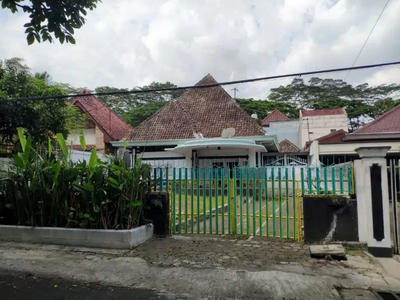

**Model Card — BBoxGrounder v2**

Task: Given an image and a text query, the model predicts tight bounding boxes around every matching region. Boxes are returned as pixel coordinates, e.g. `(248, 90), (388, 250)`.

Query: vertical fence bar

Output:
(308, 168), (312, 194)
(234, 167), (237, 234)
(347, 167), (352, 194)
(160, 168), (163, 192)
(178, 168), (182, 233)
(271, 168), (276, 238)
(278, 168), (282, 239)
(172, 168), (176, 233)
(227, 168), (231, 234)
(316, 168), (320, 194)
(240, 168), (243, 235)
(190, 168), (194, 234)
(221, 168), (225, 235)
(209, 167), (213, 234)
(323, 168), (328, 195)
(246, 168), (250, 235)
(215, 168), (219, 235)
(292, 167), (296, 240)
(203, 168), (206, 234)
(185, 168), (188, 234)
(153, 168), (157, 191)
(339, 167), (344, 194)
(252, 168), (256, 236)
(229, 169), (235, 234)
(285, 168), (289, 239)
(166, 168), (169, 193)
(301, 168), (305, 195)
(265, 168), (269, 237)
(331, 167), (336, 194)
(258, 178), (262, 237)
(197, 168), (200, 234)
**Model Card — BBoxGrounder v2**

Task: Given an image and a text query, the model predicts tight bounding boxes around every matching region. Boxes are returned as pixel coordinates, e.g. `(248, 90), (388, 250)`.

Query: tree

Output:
(0, 57), (85, 143)
(123, 101), (168, 128)
(268, 77), (400, 131)
(235, 98), (298, 121)
(0, 0), (99, 44)
(94, 86), (138, 116)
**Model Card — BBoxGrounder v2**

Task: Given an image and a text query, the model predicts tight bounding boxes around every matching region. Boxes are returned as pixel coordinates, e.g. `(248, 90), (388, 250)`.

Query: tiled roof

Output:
(354, 104), (400, 134)
(305, 129), (347, 149)
(68, 145), (96, 152)
(261, 109), (291, 126)
(71, 90), (132, 141)
(125, 74), (265, 141)
(301, 108), (346, 117)
(279, 139), (301, 153)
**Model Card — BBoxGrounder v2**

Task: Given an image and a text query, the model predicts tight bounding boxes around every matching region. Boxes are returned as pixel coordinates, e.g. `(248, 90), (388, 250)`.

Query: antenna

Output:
(221, 128), (236, 138)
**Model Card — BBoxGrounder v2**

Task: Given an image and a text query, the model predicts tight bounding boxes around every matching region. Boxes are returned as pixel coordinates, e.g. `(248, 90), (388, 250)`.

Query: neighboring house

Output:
(112, 74), (279, 169)
(263, 109), (300, 148)
(299, 108), (348, 149)
(308, 105), (400, 164)
(68, 90), (132, 154)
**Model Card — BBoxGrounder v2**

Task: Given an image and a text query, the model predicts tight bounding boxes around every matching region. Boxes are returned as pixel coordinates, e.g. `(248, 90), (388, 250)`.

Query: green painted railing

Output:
(151, 165), (353, 241)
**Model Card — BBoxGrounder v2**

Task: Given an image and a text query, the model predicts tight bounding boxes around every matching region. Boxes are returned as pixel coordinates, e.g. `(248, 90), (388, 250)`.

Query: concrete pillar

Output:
(248, 148), (256, 167)
(354, 146), (391, 257)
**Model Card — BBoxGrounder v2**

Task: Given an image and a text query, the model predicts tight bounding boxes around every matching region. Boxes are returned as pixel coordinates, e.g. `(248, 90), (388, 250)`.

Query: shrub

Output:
(0, 128), (151, 229)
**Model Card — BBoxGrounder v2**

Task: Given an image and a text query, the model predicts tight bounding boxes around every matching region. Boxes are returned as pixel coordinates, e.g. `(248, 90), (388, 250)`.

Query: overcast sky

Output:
(0, 0), (399, 99)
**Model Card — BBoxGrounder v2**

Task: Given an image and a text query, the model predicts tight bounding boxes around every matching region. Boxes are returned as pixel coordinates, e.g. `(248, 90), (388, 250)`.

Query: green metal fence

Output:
(152, 165), (353, 241)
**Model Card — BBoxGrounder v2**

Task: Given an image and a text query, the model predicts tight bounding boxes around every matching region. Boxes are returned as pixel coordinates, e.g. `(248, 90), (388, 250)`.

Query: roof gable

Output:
(279, 139), (301, 153)
(305, 129), (347, 149)
(125, 74), (265, 141)
(262, 109), (291, 126)
(301, 108), (346, 117)
(354, 104), (400, 134)
(71, 90), (132, 141)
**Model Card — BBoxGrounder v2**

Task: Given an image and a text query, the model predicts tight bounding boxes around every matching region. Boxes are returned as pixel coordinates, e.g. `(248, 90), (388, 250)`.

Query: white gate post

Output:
(354, 146), (392, 257)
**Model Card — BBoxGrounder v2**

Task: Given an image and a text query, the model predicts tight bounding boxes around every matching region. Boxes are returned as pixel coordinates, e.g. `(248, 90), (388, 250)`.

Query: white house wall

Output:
(67, 128), (96, 145)
(265, 120), (300, 148)
(299, 114), (348, 148)
(197, 148), (248, 157)
(319, 142), (400, 155)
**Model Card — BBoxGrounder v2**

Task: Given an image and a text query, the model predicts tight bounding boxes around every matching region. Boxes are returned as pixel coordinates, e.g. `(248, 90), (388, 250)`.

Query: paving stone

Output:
(310, 244), (346, 258)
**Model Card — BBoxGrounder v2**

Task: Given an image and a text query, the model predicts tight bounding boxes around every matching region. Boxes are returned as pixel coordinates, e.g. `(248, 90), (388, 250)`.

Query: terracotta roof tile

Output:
(354, 104), (400, 134)
(301, 108), (346, 117)
(279, 139), (301, 153)
(125, 74), (265, 141)
(305, 129), (347, 149)
(261, 109), (291, 126)
(71, 91), (132, 141)
(68, 145), (96, 152)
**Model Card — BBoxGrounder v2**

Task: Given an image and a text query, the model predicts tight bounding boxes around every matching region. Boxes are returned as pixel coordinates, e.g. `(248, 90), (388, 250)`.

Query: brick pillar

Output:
(95, 126), (105, 154)
(354, 146), (392, 257)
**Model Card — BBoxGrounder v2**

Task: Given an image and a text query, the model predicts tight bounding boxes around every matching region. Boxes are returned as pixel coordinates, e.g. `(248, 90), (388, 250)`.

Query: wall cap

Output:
(354, 146), (391, 158)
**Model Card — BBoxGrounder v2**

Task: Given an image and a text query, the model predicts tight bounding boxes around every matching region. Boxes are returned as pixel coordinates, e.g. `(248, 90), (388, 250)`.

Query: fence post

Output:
(230, 176), (235, 235)
(354, 147), (392, 257)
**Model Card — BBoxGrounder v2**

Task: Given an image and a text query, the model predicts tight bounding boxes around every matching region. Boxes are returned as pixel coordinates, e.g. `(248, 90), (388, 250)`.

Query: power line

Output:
(344, 0), (390, 80)
(4, 61), (400, 102)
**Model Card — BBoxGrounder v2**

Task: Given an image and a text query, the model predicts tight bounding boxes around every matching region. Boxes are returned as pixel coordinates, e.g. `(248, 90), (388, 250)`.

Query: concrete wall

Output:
(319, 142), (400, 155)
(265, 120), (300, 148)
(95, 126), (105, 154)
(0, 224), (154, 249)
(299, 114), (348, 149)
(67, 128), (96, 146)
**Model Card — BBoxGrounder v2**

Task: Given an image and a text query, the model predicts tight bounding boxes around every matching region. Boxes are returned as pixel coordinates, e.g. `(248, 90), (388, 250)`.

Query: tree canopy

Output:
(0, 0), (99, 44)
(0, 58), (85, 144)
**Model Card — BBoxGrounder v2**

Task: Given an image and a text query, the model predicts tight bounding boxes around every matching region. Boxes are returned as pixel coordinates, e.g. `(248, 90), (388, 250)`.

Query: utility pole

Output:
(231, 88), (238, 99)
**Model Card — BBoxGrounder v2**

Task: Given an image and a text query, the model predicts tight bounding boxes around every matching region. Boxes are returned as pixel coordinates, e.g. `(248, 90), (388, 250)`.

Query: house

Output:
(308, 105), (400, 164)
(299, 108), (348, 149)
(112, 74), (279, 169)
(68, 90), (132, 154)
(262, 109), (301, 148)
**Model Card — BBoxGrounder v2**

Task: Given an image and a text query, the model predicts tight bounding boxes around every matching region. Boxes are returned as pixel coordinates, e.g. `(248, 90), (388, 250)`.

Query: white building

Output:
(299, 108), (348, 149)
(112, 74), (279, 170)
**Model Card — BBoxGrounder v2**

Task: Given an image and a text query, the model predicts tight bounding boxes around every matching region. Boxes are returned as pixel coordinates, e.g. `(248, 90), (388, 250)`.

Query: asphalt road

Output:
(0, 273), (168, 300)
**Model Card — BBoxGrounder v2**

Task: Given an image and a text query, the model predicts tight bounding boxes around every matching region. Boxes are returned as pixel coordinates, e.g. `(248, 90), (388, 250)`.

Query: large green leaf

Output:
(17, 128), (26, 152)
(56, 133), (67, 158)
(88, 147), (98, 177)
(79, 133), (87, 151)
(48, 137), (52, 158)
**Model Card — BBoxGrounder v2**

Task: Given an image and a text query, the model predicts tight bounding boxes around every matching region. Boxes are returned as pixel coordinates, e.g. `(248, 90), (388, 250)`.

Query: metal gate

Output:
(152, 165), (353, 242)
(388, 159), (400, 254)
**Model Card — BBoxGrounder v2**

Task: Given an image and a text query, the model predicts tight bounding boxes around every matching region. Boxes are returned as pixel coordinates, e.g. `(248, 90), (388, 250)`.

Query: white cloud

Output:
(0, 0), (399, 99)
